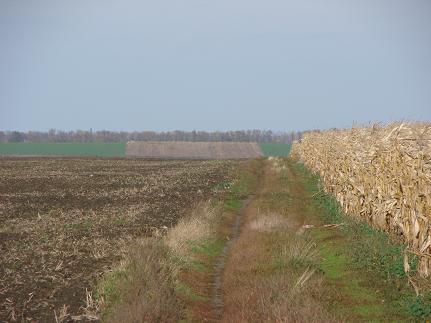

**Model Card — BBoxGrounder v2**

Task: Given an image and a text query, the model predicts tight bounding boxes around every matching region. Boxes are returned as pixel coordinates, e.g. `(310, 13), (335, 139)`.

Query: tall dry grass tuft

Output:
(95, 200), (222, 322)
(291, 122), (431, 276)
(268, 156), (287, 172)
(248, 212), (291, 232)
(265, 231), (336, 322)
(166, 201), (220, 259)
(98, 239), (180, 323)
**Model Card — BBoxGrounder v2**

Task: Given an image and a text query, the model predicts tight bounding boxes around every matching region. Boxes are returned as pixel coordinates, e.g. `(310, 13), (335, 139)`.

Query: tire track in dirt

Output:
(211, 196), (254, 320)
(208, 161), (267, 322)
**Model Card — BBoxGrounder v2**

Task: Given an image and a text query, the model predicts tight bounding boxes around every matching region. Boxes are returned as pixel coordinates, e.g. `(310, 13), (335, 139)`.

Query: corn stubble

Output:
(0, 158), (234, 321)
(291, 122), (431, 277)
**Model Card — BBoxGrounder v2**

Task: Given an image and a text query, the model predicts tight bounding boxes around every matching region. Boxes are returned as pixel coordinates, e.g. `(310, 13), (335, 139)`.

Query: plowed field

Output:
(0, 157), (235, 321)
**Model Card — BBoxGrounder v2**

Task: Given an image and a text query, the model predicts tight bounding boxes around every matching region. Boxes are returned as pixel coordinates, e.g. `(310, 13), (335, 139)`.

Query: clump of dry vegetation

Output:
(96, 238), (181, 322)
(291, 122), (431, 276)
(267, 156), (287, 173)
(166, 202), (221, 258)
(265, 231), (336, 323)
(96, 200), (223, 322)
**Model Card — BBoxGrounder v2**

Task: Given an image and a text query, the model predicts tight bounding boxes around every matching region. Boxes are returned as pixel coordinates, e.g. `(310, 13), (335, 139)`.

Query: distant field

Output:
(0, 143), (126, 157)
(0, 142), (291, 158)
(259, 143), (291, 156)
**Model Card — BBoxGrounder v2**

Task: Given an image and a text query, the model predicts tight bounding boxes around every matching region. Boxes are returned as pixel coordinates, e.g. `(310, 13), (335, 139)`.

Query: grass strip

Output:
(221, 158), (340, 322)
(293, 160), (431, 320)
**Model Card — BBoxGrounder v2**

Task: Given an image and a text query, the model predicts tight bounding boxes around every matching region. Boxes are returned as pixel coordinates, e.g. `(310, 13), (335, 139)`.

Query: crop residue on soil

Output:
(0, 157), (236, 321)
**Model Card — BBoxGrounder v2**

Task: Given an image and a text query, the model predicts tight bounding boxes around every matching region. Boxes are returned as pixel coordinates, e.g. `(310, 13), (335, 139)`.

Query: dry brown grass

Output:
(97, 200), (224, 322)
(166, 201), (221, 259)
(247, 212), (289, 232)
(223, 212), (337, 322)
(291, 122), (431, 276)
(267, 156), (287, 172)
(98, 239), (181, 323)
(222, 162), (339, 322)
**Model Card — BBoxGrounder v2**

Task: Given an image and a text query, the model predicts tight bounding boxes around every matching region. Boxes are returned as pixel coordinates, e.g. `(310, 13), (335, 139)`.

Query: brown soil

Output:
(0, 157), (236, 322)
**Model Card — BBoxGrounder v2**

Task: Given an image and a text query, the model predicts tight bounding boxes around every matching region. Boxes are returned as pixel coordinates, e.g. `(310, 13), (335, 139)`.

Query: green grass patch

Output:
(64, 220), (92, 232)
(260, 190), (291, 212)
(292, 160), (426, 320)
(174, 281), (207, 301)
(405, 293), (431, 318)
(98, 268), (128, 310)
(259, 143), (291, 156)
(232, 168), (258, 197)
(224, 198), (242, 212)
(315, 229), (388, 318)
(223, 159), (261, 212)
(0, 142), (126, 157)
(213, 181), (232, 191)
(188, 238), (224, 259)
(295, 162), (419, 281)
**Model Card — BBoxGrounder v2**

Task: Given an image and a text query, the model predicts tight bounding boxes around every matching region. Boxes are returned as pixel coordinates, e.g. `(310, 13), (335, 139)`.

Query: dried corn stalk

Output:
(291, 122), (431, 277)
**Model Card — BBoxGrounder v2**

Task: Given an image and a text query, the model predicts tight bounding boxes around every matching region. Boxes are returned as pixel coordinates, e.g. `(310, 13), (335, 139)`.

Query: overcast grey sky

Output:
(1, 0), (430, 132)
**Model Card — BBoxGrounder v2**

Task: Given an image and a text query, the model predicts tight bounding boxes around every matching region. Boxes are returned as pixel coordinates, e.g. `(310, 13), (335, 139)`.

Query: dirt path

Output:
(211, 197), (254, 320)
(218, 158), (331, 322)
(213, 158), (411, 322)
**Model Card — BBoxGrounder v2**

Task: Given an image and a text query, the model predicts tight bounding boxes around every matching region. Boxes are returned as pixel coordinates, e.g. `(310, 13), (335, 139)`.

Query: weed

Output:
(175, 281), (207, 301)
(64, 220), (92, 232)
(213, 181), (232, 190)
(97, 269), (127, 307)
(405, 293), (431, 318)
(113, 217), (127, 226)
(40, 233), (50, 243)
(224, 198), (242, 212)
(189, 238), (224, 258)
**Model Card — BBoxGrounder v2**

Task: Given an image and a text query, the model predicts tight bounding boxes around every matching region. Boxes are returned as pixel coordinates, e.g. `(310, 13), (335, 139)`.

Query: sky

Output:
(1, 0), (430, 132)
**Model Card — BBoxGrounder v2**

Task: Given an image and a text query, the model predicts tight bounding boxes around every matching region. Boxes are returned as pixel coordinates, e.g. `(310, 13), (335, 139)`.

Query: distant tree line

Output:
(0, 129), (302, 144)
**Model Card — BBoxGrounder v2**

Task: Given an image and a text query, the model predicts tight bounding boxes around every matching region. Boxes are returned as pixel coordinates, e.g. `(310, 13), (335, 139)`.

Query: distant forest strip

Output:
(0, 129), (302, 144)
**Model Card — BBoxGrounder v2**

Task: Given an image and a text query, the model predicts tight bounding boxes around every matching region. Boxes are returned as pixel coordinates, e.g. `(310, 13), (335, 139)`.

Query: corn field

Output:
(291, 123), (431, 277)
